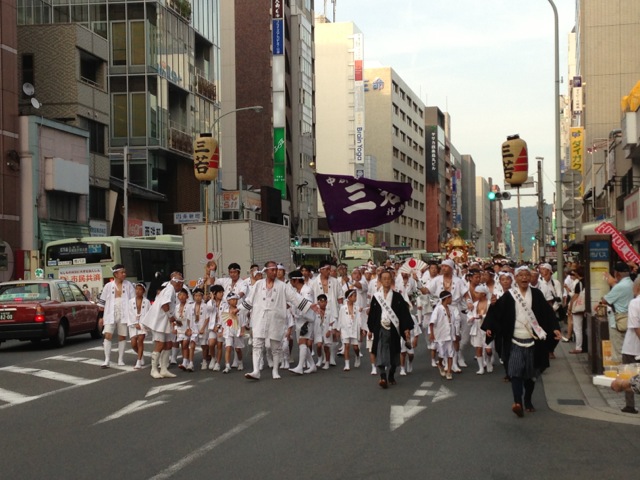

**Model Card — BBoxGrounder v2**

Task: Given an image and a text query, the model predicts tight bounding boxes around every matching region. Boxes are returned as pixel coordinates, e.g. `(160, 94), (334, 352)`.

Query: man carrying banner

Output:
(367, 270), (414, 389)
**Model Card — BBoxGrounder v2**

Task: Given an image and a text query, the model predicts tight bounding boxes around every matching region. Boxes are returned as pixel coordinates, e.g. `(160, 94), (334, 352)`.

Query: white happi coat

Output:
(310, 275), (342, 323)
(240, 278), (311, 341)
(141, 284), (177, 334)
(428, 274), (469, 315)
(98, 280), (136, 325)
(128, 296), (151, 327)
(216, 277), (249, 300)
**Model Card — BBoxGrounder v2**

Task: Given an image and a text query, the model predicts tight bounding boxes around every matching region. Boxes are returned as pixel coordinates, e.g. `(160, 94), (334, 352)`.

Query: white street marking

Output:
(413, 390), (429, 397)
(148, 411), (269, 480)
(95, 399), (169, 425)
(421, 382), (434, 388)
(0, 387), (35, 405)
(390, 399), (427, 432)
(145, 381), (193, 398)
(0, 365), (96, 386)
(48, 355), (135, 371)
(432, 385), (456, 403)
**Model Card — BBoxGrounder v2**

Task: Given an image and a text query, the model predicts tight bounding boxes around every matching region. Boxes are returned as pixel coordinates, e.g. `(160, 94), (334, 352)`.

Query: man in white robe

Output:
(141, 272), (185, 379)
(237, 261), (319, 380)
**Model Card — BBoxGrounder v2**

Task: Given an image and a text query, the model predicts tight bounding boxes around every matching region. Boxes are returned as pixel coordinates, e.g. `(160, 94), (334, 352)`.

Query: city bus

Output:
(395, 250), (444, 263)
(44, 236), (183, 301)
(291, 246), (333, 269)
(338, 243), (389, 271)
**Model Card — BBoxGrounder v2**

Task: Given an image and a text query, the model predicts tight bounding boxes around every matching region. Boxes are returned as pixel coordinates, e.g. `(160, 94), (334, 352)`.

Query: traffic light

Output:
(531, 235), (536, 241)
(487, 191), (511, 201)
(549, 237), (556, 247)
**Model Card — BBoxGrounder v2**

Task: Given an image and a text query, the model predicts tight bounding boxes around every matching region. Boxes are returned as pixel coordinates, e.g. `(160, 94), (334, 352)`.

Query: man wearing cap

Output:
(141, 272), (185, 379)
(236, 261), (319, 380)
(483, 266), (561, 417)
(98, 264), (136, 368)
(601, 262), (635, 363)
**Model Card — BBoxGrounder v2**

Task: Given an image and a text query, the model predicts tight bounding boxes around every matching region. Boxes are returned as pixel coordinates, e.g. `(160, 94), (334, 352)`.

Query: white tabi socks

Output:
(304, 348), (317, 374)
(452, 353), (462, 373)
(150, 351), (162, 379)
(485, 351), (494, 373)
(457, 350), (468, 368)
(117, 341), (126, 366)
(289, 344), (307, 375)
(102, 339), (112, 367)
(170, 347), (179, 365)
(476, 356), (485, 375)
(245, 345), (261, 380)
(159, 350), (176, 378)
(272, 351), (282, 379)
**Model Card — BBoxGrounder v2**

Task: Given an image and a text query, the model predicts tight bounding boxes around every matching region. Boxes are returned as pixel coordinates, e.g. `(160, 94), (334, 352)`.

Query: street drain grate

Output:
(557, 399), (586, 405)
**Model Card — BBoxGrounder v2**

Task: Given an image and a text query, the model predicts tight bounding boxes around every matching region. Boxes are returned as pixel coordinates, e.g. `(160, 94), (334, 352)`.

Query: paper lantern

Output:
(501, 134), (528, 187)
(193, 134), (219, 183)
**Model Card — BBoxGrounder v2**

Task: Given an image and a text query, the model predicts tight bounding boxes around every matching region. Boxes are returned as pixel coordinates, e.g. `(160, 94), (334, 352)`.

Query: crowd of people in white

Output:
(95, 256), (579, 390)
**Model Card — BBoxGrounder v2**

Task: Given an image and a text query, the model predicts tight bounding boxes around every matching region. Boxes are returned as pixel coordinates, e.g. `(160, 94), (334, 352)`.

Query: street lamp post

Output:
(203, 105), (263, 221)
(536, 156), (545, 261)
(548, 0), (563, 279)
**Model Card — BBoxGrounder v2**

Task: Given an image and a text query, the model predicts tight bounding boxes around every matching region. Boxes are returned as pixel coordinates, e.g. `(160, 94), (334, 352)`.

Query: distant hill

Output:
(504, 205), (553, 261)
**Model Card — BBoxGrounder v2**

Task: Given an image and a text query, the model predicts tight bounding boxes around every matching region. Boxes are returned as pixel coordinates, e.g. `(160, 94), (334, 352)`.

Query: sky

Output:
(331, 0), (576, 207)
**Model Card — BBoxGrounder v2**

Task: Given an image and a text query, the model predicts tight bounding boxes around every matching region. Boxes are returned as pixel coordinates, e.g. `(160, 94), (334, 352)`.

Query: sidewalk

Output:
(541, 340), (640, 425)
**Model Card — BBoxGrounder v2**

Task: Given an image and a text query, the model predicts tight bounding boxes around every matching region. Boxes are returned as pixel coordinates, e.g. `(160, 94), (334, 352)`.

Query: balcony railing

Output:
(169, 121), (192, 155)
(167, 0), (192, 21)
(196, 74), (217, 102)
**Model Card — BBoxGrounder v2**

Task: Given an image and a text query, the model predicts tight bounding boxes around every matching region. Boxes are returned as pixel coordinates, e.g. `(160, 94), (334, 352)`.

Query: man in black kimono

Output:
(368, 270), (414, 389)
(482, 266), (562, 416)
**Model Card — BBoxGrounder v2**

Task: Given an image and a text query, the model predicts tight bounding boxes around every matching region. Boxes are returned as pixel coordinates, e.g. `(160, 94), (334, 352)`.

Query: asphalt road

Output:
(1, 336), (639, 480)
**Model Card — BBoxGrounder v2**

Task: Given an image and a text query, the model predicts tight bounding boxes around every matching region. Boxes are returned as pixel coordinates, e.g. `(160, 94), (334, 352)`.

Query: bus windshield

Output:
(46, 242), (113, 265)
(339, 249), (371, 261)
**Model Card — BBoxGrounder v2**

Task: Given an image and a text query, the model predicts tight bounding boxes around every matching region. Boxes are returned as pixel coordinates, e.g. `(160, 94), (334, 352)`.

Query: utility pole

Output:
(537, 157), (545, 261)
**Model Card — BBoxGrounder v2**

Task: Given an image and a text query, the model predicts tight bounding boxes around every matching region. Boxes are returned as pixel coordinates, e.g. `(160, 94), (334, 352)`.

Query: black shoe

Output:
(621, 406), (638, 414)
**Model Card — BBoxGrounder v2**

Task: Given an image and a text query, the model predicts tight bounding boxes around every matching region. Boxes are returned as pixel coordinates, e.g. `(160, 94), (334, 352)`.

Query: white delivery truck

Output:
(182, 220), (294, 284)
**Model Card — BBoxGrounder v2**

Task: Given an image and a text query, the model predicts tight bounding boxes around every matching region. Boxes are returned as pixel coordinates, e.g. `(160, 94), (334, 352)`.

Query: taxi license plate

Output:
(0, 312), (14, 320)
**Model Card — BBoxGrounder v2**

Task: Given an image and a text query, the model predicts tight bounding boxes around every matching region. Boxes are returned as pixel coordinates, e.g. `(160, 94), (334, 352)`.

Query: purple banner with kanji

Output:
(315, 173), (413, 233)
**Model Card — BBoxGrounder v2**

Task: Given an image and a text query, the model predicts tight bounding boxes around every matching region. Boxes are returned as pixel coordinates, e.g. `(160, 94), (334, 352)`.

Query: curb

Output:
(542, 341), (640, 425)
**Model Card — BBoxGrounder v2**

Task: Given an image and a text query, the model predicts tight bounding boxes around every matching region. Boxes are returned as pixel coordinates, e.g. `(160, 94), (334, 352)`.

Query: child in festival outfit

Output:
(175, 288), (192, 371)
(186, 288), (208, 371)
(207, 284), (225, 370)
(468, 284), (493, 375)
(313, 294), (329, 368)
(221, 292), (246, 373)
(338, 289), (362, 371)
(128, 282), (151, 369)
(429, 290), (460, 380)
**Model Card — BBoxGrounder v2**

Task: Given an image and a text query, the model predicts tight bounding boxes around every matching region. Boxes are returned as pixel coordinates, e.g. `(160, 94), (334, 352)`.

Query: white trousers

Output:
(252, 337), (282, 372)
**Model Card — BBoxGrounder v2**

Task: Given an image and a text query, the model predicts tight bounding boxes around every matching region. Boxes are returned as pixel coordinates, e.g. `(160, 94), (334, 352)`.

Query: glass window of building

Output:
(130, 21), (146, 65)
(48, 192), (78, 222)
(112, 94), (128, 138)
(112, 22), (127, 66)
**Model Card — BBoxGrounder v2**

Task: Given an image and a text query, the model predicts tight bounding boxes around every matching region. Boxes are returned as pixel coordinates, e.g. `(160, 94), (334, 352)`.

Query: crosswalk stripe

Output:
(0, 365), (95, 386)
(49, 355), (136, 372)
(0, 387), (35, 405)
